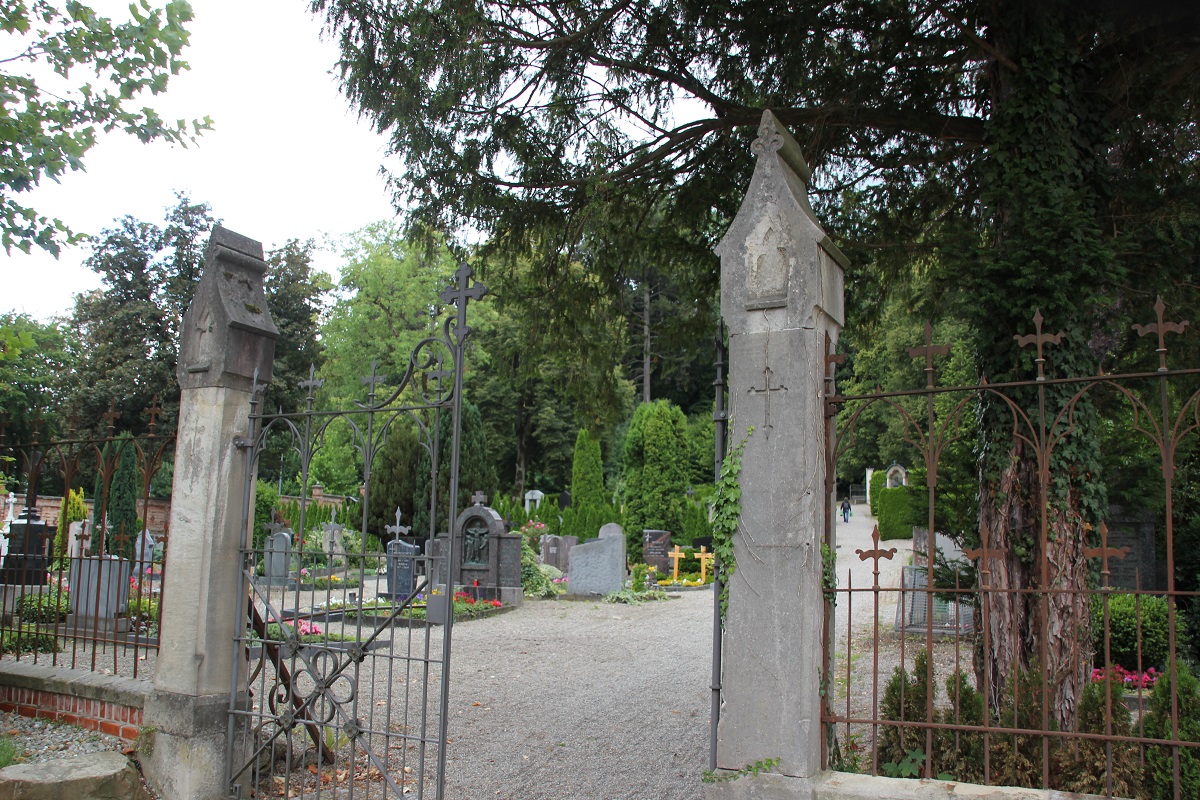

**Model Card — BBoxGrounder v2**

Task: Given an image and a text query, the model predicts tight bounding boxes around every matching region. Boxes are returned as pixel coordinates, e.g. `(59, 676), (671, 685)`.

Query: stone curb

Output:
(0, 660), (150, 709)
(0, 751), (152, 800)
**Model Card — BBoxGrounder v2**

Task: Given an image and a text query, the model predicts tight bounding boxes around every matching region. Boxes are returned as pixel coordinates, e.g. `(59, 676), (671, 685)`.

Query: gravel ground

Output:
(0, 709), (127, 763)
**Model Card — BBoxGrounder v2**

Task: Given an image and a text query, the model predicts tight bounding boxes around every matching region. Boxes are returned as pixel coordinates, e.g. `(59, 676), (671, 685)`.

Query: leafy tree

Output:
(1, 1), (210, 256)
(91, 433), (138, 558)
(261, 239), (330, 412)
(0, 313), (70, 445)
(319, 222), (455, 406)
(66, 194), (214, 433)
(316, 0), (1200, 725)
(622, 400), (689, 561)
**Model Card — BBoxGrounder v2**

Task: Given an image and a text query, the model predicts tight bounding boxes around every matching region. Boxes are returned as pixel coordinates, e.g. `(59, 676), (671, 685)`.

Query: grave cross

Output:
(1133, 295), (1190, 373)
(906, 322), (951, 389)
(471, 491), (487, 506)
(263, 522), (286, 538)
(1084, 522), (1129, 588)
(1014, 309), (1064, 382)
(856, 525), (897, 585)
(73, 520), (92, 546)
(693, 545), (715, 583)
(667, 544), (686, 581)
(746, 365), (788, 439)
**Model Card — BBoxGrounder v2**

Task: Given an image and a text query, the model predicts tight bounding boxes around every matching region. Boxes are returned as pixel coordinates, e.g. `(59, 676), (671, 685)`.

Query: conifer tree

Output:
(569, 430), (605, 509)
(54, 488), (87, 563)
(622, 400), (689, 561)
(91, 434), (139, 559)
(413, 402), (496, 538)
(368, 419), (422, 536)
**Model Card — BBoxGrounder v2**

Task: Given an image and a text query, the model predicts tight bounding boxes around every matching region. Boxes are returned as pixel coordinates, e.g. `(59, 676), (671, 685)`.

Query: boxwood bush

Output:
(876, 486), (917, 540)
(1091, 593), (1184, 671)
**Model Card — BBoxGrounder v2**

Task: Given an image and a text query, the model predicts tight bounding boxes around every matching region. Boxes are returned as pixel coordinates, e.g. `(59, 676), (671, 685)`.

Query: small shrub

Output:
(0, 736), (21, 769)
(1, 625), (59, 654)
(1056, 677), (1143, 797)
(631, 563), (649, 592)
(603, 589), (669, 605)
(16, 586), (69, 624)
(1092, 593), (1182, 671)
(1144, 660), (1200, 800)
(521, 538), (555, 598)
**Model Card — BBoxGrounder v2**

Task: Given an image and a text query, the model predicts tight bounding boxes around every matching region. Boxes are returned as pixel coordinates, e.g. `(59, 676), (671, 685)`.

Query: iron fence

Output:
(0, 409), (173, 680)
(823, 301), (1200, 799)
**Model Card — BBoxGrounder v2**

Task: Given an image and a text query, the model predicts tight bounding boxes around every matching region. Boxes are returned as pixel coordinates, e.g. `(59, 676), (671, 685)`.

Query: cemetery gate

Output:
(226, 264), (486, 799)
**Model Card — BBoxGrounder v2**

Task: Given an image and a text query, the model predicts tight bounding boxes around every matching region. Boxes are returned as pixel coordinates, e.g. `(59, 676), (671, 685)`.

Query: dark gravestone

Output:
(440, 495), (523, 605)
(381, 539), (419, 600)
(643, 530), (672, 573)
(558, 491), (571, 511)
(539, 534), (577, 573)
(0, 508), (48, 585)
(1105, 505), (1160, 591)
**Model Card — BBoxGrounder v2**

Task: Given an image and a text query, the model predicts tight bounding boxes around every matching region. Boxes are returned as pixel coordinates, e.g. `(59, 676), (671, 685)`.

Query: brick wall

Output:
(0, 661), (150, 742)
(7, 496), (172, 537)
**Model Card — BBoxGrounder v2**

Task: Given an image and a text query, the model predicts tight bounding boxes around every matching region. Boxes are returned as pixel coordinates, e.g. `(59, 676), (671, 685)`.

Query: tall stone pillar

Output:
(142, 227), (277, 799)
(709, 111), (847, 799)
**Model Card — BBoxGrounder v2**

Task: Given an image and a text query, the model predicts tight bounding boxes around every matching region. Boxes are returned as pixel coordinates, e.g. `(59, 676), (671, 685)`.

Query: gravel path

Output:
(0, 710), (127, 764)
(442, 592), (712, 800)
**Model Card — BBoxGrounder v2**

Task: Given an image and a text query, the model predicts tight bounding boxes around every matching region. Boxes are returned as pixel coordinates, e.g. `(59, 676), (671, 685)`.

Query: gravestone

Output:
(136, 529), (156, 569)
(558, 491), (571, 511)
(1105, 505), (1161, 590)
(886, 463), (908, 488)
(67, 520), (91, 560)
(322, 507), (346, 565)
(263, 527), (292, 582)
(710, 110), (847, 791)
(436, 493), (523, 605)
(539, 534), (577, 573)
(642, 530), (672, 573)
(523, 489), (545, 513)
(380, 539), (419, 601)
(0, 453), (48, 586)
(598, 522), (623, 540)
(566, 534), (626, 596)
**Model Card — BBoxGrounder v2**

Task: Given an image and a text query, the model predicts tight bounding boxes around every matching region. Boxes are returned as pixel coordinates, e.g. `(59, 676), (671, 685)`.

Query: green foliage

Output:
(711, 431), (748, 622)
(559, 501), (621, 541)
(54, 487), (86, 564)
(701, 758), (779, 783)
(412, 402), (496, 537)
(1092, 593), (1182, 672)
(367, 419), (422, 538)
(252, 480), (278, 554)
(868, 471), (886, 517)
(0, 735), (20, 769)
(68, 195), (214, 434)
(0, 625), (59, 655)
(259, 239), (331, 415)
(275, 498), (338, 551)
(521, 537), (555, 598)
(569, 430), (605, 509)
(0, 1), (210, 256)
(1056, 678), (1143, 797)
(92, 434), (139, 559)
(16, 585), (69, 624)
(875, 486), (918, 540)
(677, 498), (712, 546)
(0, 313), (69, 448)
(622, 400), (689, 562)
(603, 588), (669, 605)
(631, 563), (649, 592)
(1144, 661), (1200, 800)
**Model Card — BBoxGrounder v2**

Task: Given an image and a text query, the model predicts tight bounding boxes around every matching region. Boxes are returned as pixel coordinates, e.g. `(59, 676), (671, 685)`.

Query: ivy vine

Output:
(711, 427), (752, 624)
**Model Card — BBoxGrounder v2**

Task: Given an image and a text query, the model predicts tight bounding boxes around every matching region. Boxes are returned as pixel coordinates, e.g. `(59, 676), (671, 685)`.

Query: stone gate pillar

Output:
(710, 111), (847, 798)
(142, 227), (277, 799)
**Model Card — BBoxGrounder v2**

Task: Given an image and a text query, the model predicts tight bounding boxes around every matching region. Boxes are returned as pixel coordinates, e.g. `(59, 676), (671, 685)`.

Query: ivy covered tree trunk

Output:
(969, 4), (1110, 731)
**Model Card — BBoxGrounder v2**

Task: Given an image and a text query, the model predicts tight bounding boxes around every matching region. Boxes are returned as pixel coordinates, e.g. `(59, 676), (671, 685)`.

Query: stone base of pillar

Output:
(141, 690), (246, 800)
(705, 771), (817, 800)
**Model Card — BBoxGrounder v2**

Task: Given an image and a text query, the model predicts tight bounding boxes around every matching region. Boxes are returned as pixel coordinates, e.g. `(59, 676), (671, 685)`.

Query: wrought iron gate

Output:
(226, 264), (485, 799)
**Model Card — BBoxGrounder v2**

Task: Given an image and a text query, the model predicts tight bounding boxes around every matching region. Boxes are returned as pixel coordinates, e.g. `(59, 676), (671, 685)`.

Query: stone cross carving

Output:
(471, 491), (487, 506)
(746, 366), (788, 439)
(1084, 522), (1129, 588)
(667, 544), (686, 581)
(693, 546), (714, 583)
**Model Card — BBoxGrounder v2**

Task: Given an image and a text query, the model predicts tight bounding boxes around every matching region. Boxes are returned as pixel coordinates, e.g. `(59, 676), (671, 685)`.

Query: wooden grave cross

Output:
(693, 545), (714, 583)
(667, 545), (686, 581)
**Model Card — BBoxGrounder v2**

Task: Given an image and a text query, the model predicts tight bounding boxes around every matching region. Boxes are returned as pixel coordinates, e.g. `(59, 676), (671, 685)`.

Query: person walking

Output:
(840, 498), (851, 523)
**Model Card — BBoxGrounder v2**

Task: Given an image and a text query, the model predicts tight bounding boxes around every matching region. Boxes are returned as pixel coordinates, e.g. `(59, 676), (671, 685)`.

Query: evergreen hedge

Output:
(876, 486), (917, 540)
(54, 487), (87, 563)
(869, 470), (887, 516)
(569, 430), (605, 508)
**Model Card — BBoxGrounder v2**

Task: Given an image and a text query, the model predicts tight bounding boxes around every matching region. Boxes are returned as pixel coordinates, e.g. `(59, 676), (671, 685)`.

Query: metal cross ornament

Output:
(1084, 522), (1129, 588)
(907, 322), (951, 389)
(439, 263), (488, 345)
(1014, 309), (1064, 382)
(1133, 295), (1189, 373)
(856, 525), (897, 584)
(385, 507), (410, 539)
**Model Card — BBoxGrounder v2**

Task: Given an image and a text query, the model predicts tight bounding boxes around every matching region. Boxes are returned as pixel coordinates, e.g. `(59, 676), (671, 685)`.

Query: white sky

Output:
(1, 0), (399, 322)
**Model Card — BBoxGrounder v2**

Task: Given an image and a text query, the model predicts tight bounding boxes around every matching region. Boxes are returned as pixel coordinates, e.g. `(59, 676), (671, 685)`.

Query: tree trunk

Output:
(642, 280), (652, 403)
